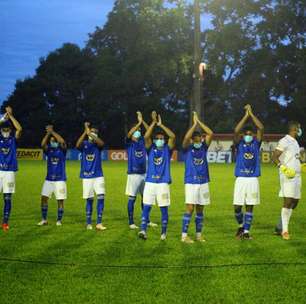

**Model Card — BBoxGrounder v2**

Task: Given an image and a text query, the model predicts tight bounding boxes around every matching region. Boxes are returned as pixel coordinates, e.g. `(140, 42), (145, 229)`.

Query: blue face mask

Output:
(297, 128), (303, 137)
(50, 142), (59, 148)
(154, 139), (165, 148)
(244, 135), (253, 144)
(193, 142), (202, 149)
(133, 130), (141, 139)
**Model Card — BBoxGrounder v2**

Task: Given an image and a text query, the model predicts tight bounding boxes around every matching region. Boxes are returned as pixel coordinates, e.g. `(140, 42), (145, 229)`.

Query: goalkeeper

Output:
(273, 121), (304, 240)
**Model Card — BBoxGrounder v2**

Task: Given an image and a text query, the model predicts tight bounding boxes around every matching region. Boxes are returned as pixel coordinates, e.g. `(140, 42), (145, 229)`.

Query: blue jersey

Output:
(79, 141), (103, 179)
(0, 135), (17, 172)
(126, 137), (146, 174)
(145, 144), (172, 184)
(45, 145), (67, 181)
(184, 144), (210, 184)
(235, 139), (261, 177)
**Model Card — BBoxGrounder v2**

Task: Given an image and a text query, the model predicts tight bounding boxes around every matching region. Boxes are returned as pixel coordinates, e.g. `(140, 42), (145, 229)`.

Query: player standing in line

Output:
(0, 106), (22, 231)
(37, 125), (67, 226)
(272, 122), (303, 240)
(138, 111), (175, 240)
(76, 122), (106, 231)
(233, 104), (264, 240)
(125, 111), (157, 229)
(181, 112), (213, 244)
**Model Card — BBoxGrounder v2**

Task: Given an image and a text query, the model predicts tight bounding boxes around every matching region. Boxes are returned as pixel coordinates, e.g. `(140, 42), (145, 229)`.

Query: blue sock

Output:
(86, 198), (94, 225)
(127, 196), (136, 225)
(57, 207), (64, 221)
(235, 210), (244, 226)
(97, 195), (104, 224)
(160, 206), (169, 235)
(41, 203), (48, 221)
(243, 212), (253, 232)
(140, 204), (152, 232)
(182, 213), (192, 234)
(3, 194), (12, 224)
(195, 212), (204, 234)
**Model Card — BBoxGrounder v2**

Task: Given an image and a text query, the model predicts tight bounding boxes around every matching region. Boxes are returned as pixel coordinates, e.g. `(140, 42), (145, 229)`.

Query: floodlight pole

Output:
(191, 0), (202, 124)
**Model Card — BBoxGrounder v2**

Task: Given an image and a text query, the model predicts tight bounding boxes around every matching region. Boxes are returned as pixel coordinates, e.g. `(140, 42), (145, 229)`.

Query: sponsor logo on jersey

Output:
(193, 157), (204, 165)
(244, 152), (254, 160)
(154, 157), (163, 165)
(86, 154), (95, 161)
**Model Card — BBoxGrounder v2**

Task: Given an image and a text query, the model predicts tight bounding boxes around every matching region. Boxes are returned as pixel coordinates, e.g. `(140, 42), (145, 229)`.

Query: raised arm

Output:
(182, 112), (198, 149)
(6, 106), (22, 139)
(90, 133), (104, 148)
(157, 115), (176, 150)
(76, 122), (89, 149)
(234, 106), (249, 144)
(144, 111), (157, 149)
(247, 105), (264, 142)
(127, 111), (143, 139)
(41, 128), (51, 151)
(196, 113), (214, 146)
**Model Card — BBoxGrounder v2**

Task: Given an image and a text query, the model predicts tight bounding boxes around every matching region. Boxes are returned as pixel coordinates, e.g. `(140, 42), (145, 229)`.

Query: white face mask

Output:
(1, 131), (10, 138)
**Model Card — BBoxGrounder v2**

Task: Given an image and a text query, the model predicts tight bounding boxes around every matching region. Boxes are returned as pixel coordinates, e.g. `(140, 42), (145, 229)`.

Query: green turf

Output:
(0, 161), (305, 304)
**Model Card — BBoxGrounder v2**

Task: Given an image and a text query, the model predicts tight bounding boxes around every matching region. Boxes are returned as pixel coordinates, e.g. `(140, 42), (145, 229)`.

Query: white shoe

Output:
(96, 224), (107, 231)
(56, 221), (62, 226)
(196, 235), (206, 242)
(37, 220), (48, 226)
(160, 233), (167, 241)
(129, 224), (139, 230)
(181, 236), (194, 244)
(148, 222), (158, 228)
(138, 230), (147, 240)
(86, 224), (93, 230)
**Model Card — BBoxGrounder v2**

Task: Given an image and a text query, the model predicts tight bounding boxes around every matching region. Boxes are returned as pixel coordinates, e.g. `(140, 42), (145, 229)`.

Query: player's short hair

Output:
(243, 125), (254, 134)
(192, 131), (201, 139)
(0, 121), (13, 129)
(154, 130), (165, 138)
(288, 121), (300, 131)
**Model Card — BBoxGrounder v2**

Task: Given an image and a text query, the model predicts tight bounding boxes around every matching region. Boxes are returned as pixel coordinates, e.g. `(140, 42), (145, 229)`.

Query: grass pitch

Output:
(0, 161), (305, 304)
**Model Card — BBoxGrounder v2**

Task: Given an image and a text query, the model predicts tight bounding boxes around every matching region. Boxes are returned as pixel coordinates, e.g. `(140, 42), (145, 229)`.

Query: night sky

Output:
(0, 0), (115, 103)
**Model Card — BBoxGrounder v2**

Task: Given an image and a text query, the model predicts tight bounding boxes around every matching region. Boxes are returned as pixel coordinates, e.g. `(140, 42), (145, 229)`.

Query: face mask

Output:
(244, 135), (253, 143)
(89, 132), (98, 142)
(297, 128), (303, 137)
(1, 131), (10, 138)
(154, 139), (165, 148)
(133, 130), (141, 139)
(50, 142), (59, 148)
(193, 143), (202, 149)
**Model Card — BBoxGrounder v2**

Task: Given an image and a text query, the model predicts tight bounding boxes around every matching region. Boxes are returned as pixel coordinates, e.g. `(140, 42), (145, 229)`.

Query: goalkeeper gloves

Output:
(279, 165), (296, 178)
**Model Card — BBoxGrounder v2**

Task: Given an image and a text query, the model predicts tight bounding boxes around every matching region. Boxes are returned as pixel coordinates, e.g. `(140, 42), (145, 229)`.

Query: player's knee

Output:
(234, 205), (242, 213)
(128, 196), (136, 201)
(3, 193), (12, 201)
(97, 194), (104, 200)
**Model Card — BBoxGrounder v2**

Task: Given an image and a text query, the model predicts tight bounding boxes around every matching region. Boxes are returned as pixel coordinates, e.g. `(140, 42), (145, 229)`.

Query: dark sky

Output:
(0, 0), (115, 103)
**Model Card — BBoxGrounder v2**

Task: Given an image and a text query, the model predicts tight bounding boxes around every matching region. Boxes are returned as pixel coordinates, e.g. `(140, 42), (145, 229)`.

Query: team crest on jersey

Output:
(1, 148), (10, 155)
(244, 153), (254, 160)
(86, 154), (95, 161)
(193, 158), (204, 165)
(154, 157), (163, 165)
(51, 157), (59, 165)
(135, 151), (144, 158)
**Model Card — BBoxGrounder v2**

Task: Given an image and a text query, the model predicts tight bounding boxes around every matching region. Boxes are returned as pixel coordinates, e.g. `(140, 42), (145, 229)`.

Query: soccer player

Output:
(233, 104), (264, 240)
(272, 121), (303, 240)
(125, 111), (157, 229)
(138, 111), (175, 240)
(76, 122), (106, 231)
(0, 106), (22, 231)
(181, 112), (213, 244)
(37, 125), (67, 226)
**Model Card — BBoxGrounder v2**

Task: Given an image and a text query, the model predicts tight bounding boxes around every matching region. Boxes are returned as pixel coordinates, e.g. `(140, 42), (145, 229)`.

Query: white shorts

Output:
(0, 171), (15, 194)
(185, 183), (210, 205)
(143, 182), (170, 207)
(233, 177), (260, 206)
(41, 180), (67, 200)
(125, 174), (145, 197)
(279, 174), (301, 200)
(82, 177), (105, 199)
